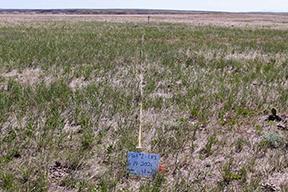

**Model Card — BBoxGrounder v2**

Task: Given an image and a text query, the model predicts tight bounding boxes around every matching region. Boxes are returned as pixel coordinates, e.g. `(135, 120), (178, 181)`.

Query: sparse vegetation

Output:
(0, 16), (288, 191)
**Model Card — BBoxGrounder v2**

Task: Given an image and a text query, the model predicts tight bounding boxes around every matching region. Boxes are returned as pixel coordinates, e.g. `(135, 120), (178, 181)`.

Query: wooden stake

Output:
(137, 73), (144, 149)
(136, 34), (145, 150)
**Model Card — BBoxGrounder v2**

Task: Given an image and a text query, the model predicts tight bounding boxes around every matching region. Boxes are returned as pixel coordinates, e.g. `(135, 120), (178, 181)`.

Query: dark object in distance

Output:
(266, 108), (282, 122)
(13, 153), (21, 158)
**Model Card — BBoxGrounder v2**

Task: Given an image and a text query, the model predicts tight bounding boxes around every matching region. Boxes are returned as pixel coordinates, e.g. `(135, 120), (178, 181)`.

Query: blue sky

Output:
(0, 0), (287, 12)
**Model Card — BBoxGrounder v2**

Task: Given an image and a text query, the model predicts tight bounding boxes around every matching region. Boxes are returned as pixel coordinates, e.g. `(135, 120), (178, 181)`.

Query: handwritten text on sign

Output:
(127, 152), (160, 177)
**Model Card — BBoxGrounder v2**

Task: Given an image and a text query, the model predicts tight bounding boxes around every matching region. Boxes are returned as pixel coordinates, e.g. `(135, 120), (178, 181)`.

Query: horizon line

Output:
(0, 8), (287, 14)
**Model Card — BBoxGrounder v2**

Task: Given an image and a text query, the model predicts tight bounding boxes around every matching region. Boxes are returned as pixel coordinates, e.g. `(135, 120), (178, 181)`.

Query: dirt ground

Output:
(0, 13), (288, 29)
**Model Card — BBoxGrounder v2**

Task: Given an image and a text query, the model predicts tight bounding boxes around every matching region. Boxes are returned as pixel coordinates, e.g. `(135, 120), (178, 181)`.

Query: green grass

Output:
(0, 21), (288, 191)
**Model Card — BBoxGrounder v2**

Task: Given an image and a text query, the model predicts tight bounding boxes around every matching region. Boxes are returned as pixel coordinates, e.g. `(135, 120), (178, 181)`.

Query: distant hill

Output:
(0, 9), (210, 15)
(0, 9), (287, 15)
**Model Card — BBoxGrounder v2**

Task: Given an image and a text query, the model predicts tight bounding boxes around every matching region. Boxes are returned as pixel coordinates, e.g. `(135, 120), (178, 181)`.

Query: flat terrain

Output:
(0, 13), (288, 191)
(1, 13), (288, 29)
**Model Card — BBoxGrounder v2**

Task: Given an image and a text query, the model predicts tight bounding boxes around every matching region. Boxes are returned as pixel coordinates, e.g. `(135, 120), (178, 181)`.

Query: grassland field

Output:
(0, 14), (288, 192)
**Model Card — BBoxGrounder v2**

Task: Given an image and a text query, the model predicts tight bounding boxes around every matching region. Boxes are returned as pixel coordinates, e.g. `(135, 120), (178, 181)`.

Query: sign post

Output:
(128, 152), (160, 177)
(127, 34), (161, 178)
